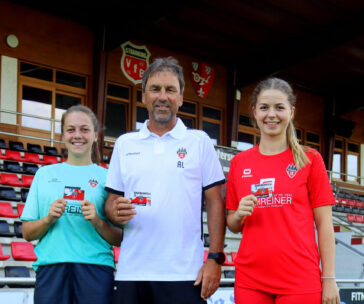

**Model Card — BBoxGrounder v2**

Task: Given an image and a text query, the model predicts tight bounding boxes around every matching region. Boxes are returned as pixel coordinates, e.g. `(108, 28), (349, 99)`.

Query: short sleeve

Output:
(200, 133), (225, 191)
(225, 156), (239, 210)
(20, 170), (41, 221)
(105, 138), (125, 194)
(307, 150), (335, 208)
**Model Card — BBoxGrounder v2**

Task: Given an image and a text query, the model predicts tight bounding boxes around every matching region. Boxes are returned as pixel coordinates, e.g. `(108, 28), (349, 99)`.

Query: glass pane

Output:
(55, 94), (82, 133)
(347, 154), (358, 182)
(136, 107), (148, 130)
(348, 143), (359, 153)
(20, 62), (53, 82)
(306, 132), (320, 143)
(105, 102), (127, 137)
(237, 132), (254, 151)
(179, 116), (195, 128)
(296, 129), (301, 140)
(137, 90), (142, 103)
(203, 107), (221, 120)
(334, 140), (343, 149)
(21, 86), (52, 130)
(56, 71), (86, 89)
(179, 101), (196, 114)
(107, 84), (130, 100)
(239, 115), (253, 127)
(203, 121), (220, 145)
(332, 153), (341, 179)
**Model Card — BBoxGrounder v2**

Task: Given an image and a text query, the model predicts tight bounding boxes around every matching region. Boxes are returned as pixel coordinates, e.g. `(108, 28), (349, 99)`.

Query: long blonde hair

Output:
(252, 78), (310, 170)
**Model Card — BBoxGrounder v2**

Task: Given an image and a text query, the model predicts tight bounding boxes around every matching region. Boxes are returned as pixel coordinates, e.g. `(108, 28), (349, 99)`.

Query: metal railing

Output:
(0, 109), (62, 146)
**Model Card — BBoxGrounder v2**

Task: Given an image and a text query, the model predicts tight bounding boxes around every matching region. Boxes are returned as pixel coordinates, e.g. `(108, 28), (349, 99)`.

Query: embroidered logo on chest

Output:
(286, 163), (298, 178)
(177, 147), (187, 159)
(89, 178), (98, 188)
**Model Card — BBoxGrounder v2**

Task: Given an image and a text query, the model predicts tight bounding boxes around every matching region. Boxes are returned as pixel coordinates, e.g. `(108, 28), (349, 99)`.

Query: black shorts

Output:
(34, 263), (114, 304)
(112, 281), (207, 304)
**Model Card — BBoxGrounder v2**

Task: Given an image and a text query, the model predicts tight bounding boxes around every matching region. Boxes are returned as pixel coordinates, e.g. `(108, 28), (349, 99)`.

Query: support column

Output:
(226, 67), (240, 147)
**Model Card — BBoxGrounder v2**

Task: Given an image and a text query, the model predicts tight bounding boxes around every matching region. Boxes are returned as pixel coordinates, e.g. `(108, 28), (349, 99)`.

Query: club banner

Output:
(121, 41), (151, 85)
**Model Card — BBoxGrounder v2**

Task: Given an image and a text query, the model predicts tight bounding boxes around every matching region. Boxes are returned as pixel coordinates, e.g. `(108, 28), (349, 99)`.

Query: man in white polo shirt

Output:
(105, 57), (226, 304)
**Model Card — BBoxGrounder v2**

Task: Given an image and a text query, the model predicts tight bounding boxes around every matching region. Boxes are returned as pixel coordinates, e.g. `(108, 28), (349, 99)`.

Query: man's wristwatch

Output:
(207, 252), (225, 265)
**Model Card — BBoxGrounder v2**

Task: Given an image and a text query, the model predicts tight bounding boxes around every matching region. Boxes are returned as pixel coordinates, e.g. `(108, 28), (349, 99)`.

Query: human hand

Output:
(112, 197), (136, 225)
(46, 198), (67, 224)
(81, 200), (100, 227)
(233, 194), (257, 222)
(322, 279), (340, 304)
(194, 259), (221, 300)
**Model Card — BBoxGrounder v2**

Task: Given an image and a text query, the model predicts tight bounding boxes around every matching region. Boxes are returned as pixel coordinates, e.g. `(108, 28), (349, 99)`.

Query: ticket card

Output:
(251, 183), (273, 198)
(64, 186), (84, 201)
(130, 191), (151, 206)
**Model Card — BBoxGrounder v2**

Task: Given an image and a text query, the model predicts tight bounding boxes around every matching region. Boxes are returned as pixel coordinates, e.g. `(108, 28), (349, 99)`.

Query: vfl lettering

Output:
(177, 161), (184, 168)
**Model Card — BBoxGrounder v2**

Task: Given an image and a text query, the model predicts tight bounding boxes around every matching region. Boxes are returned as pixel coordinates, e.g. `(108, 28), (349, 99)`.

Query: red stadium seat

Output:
(11, 242), (37, 261)
(0, 202), (19, 218)
(355, 201), (364, 209)
(21, 175), (34, 187)
(223, 252), (235, 266)
(0, 244), (10, 261)
(347, 214), (356, 222)
(348, 200), (356, 208)
(230, 251), (238, 263)
(0, 150), (24, 162)
(24, 152), (46, 165)
(0, 173), (23, 187)
(113, 246), (120, 263)
(43, 155), (59, 165)
(17, 204), (25, 217)
(355, 215), (364, 224)
(203, 250), (208, 262)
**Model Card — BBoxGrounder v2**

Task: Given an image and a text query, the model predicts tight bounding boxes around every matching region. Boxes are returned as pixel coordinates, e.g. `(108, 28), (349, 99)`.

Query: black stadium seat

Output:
(0, 220), (15, 237)
(3, 161), (23, 174)
(0, 139), (6, 149)
(5, 266), (34, 288)
(9, 141), (25, 152)
(21, 189), (29, 202)
(27, 143), (42, 154)
(44, 146), (59, 156)
(0, 187), (20, 202)
(22, 163), (39, 175)
(14, 221), (23, 238)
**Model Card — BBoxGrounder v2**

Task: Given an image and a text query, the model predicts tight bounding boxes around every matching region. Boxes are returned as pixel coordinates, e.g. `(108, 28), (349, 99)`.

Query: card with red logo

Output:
(251, 183), (273, 198)
(130, 191), (151, 206)
(64, 187), (84, 201)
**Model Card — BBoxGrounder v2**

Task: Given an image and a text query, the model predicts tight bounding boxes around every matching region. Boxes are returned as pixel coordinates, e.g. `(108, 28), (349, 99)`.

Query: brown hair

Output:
(252, 78), (310, 170)
(61, 105), (101, 164)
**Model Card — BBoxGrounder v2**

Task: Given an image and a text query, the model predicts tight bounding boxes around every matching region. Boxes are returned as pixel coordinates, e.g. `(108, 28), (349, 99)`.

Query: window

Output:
(178, 100), (197, 129)
(19, 62), (86, 134)
(202, 106), (222, 145)
(347, 142), (360, 183)
(305, 131), (320, 151)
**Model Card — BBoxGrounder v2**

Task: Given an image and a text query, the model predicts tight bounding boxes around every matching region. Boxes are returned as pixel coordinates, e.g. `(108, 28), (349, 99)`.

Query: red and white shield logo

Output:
(191, 61), (214, 99)
(121, 41), (151, 85)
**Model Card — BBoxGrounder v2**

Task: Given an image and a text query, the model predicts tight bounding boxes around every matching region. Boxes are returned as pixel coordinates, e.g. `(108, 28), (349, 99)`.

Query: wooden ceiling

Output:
(9, 0), (364, 115)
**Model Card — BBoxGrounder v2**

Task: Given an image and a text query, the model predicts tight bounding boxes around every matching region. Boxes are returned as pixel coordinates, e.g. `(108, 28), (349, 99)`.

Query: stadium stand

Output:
(4, 266), (34, 288)
(11, 242), (37, 262)
(8, 141), (25, 152)
(0, 220), (15, 238)
(20, 189), (29, 202)
(43, 146), (60, 156)
(2, 161), (23, 174)
(0, 244), (10, 261)
(0, 150), (24, 162)
(0, 173), (23, 187)
(0, 202), (20, 218)
(0, 188), (20, 202)
(21, 175), (34, 188)
(13, 222), (23, 238)
(23, 153), (45, 165)
(22, 163), (39, 175)
(26, 144), (42, 155)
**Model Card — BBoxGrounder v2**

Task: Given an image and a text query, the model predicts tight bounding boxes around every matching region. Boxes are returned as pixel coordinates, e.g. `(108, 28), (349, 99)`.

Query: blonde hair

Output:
(252, 78), (310, 170)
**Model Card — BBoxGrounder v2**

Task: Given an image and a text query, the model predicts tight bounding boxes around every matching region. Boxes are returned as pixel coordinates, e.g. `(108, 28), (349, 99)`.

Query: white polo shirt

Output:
(106, 118), (225, 281)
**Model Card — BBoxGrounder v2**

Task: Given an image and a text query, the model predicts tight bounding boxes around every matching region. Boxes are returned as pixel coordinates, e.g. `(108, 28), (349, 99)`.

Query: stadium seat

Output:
(21, 175), (34, 187)
(24, 152), (45, 165)
(17, 204), (25, 217)
(11, 242), (37, 261)
(356, 201), (364, 209)
(203, 250), (208, 262)
(230, 251), (238, 263)
(43, 154), (59, 165)
(0, 150), (24, 162)
(347, 214), (356, 222)
(44, 146), (59, 156)
(23, 163), (39, 175)
(14, 221), (23, 238)
(27, 143), (42, 154)
(0, 244), (10, 260)
(0, 139), (6, 149)
(113, 246), (120, 263)
(203, 233), (210, 247)
(223, 270), (235, 278)
(21, 189), (29, 202)
(0, 173), (23, 187)
(0, 220), (15, 237)
(355, 215), (364, 224)
(0, 202), (19, 218)
(9, 141), (25, 151)
(3, 161), (23, 174)
(5, 266), (34, 288)
(0, 187), (20, 202)
(223, 252), (235, 266)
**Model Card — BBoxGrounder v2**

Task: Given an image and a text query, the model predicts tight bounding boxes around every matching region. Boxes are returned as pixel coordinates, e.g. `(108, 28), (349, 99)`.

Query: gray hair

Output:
(142, 56), (185, 94)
